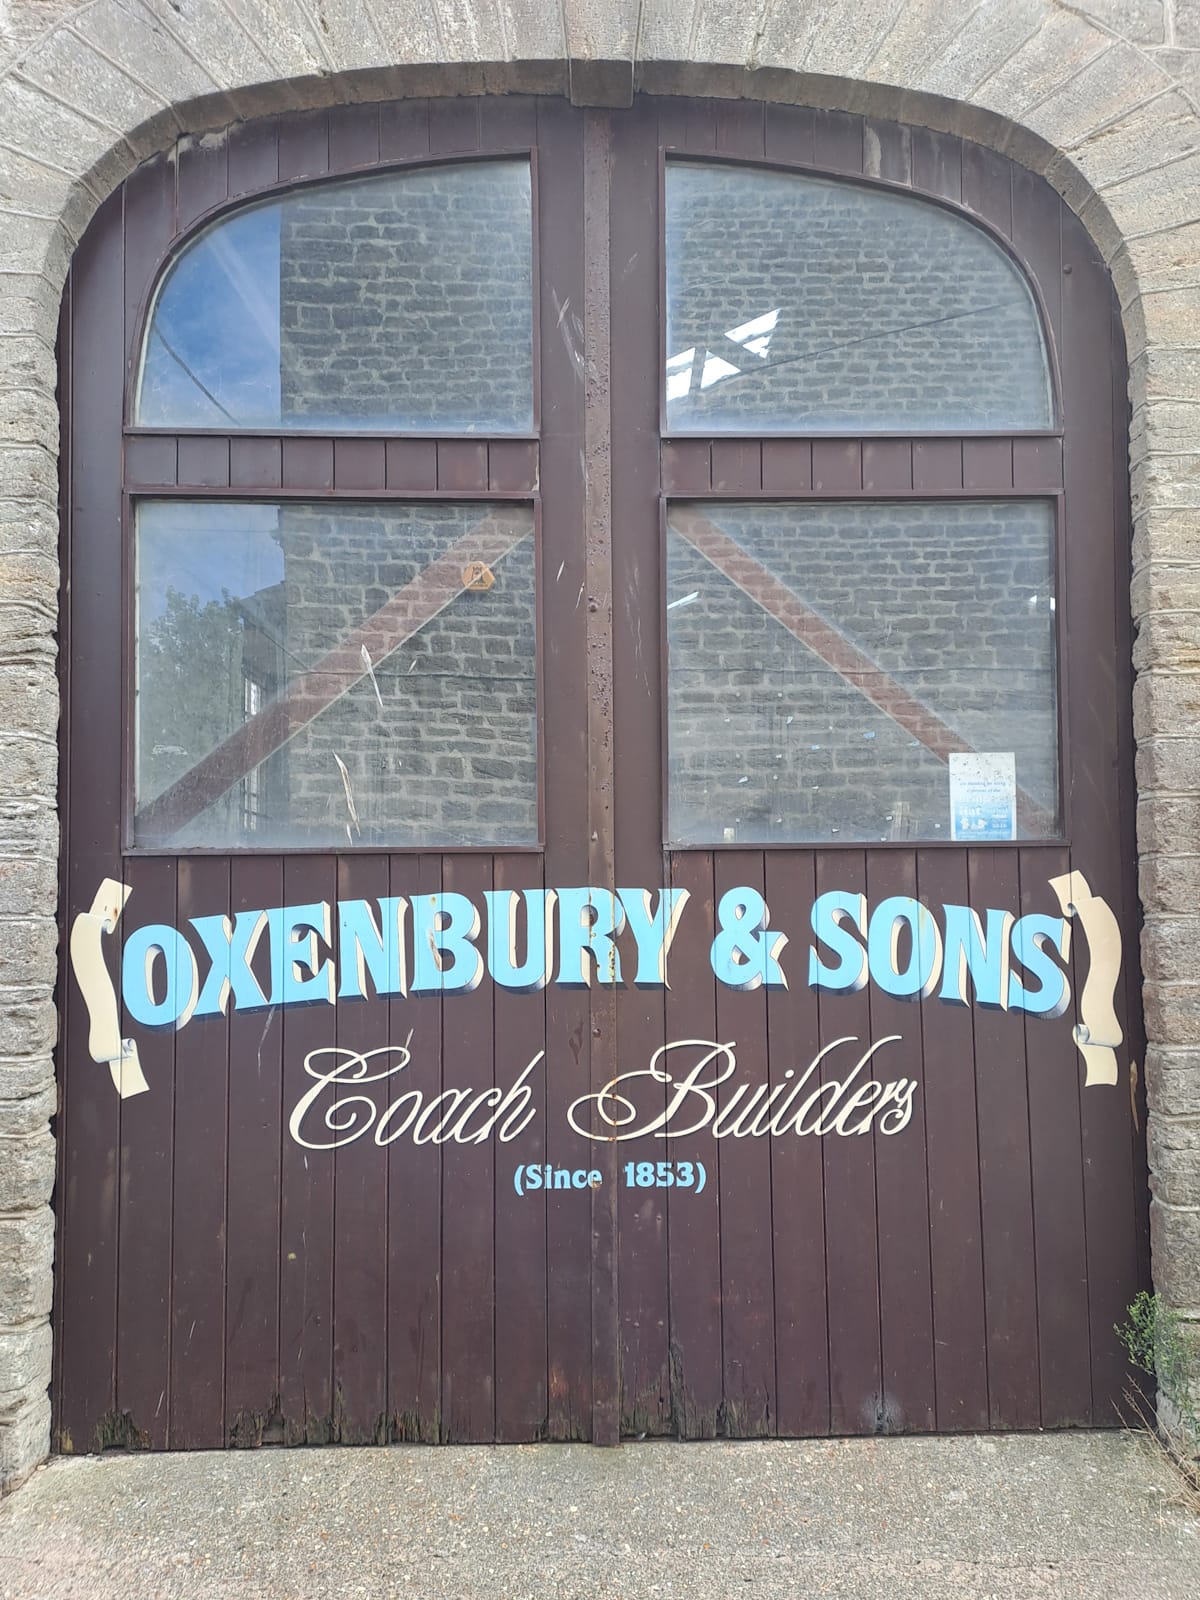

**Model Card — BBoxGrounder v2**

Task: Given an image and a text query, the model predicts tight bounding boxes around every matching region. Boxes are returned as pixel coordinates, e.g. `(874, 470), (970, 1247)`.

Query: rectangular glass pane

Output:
(666, 500), (1060, 845)
(137, 160), (534, 433)
(135, 500), (537, 848)
(665, 162), (1052, 433)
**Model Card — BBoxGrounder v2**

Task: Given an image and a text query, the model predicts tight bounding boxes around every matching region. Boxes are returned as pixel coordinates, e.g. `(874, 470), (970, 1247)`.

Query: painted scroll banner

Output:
(68, 877), (148, 1099)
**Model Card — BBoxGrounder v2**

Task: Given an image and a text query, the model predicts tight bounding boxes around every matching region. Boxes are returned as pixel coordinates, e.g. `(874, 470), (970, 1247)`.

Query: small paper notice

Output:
(949, 752), (1016, 842)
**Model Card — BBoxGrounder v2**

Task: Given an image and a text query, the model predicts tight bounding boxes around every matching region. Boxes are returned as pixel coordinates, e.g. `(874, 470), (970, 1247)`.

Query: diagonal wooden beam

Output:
(669, 507), (1054, 835)
(136, 510), (531, 842)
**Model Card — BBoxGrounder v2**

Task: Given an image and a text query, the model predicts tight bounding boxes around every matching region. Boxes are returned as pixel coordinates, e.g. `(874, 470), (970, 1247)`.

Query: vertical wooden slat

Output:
(537, 95), (592, 1441)
(385, 440), (437, 491)
(379, 100), (430, 161)
(1020, 845), (1093, 1426)
(488, 441), (538, 493)
(762, 440), (812, 494)
(227, 117), (278, 200)
(661, 441), (710, 492)
(224, 856), (284, 1444)
(387, 853), (442, 1440)
(862, 441), (913, 493)
(812, 440), (862, 493)
(1061, 203), (1142, 1422)
(710, 441), (761, 494)
(969, 848), (1040, 1429)
(57, 189), (125, 1456)
(282, 438), (333, 491)
(480, 95), (538, 148)
(816, 848), (883, 1434)
(765, 852), (830, 1437)
(713, 851), (775, 1436)
(716, 100), (765, 158)
(813, 110), (864, 175)
(331, 853), (389, 1442)
(333, 439), (386, 492)
(765, 104), (816, 165)
(911, 128), (962, 203)
(171, 858), (230, 1448)
(328, 103), (381, 172)
(439, 853), (495, 1441)
(611, 97), (671, 1439)
(666, 851), (722, 1437)
(915, 848), (990, 1431)
(864, 850), (936, 1432)
(961, 141), (1013, 237)
(429, 98), (480, 155)
(278, 109), (329, 182)
(492, 853), (550, 1442)
(278, 855), (335, 1443)
(176, 130), (229, 232)
(116, 856), (176, 1448)
(912, 439), (963, 492)
(963, 439), (1014, 492)
(866, 118), (911, 185)
(122, 154), (175, 383)
(177, 437), (229, 487)
(125, 437), (177, 487)
(437, 440), (488, 491)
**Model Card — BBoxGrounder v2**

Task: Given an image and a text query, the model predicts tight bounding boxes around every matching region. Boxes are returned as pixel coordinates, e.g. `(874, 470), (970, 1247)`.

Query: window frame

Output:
(120, 141), (548, 856)
(655, 147), (1071, 850)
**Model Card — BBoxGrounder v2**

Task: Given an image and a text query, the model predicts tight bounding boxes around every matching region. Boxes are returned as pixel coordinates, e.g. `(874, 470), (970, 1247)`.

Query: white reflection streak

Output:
(666, 591), (699, 611)
(360, 643), (384, 708)
(333, 753), (361, 838)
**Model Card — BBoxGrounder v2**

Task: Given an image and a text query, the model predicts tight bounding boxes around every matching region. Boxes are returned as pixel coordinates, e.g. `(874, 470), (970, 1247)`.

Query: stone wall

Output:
(1, 0), (1199, 1488)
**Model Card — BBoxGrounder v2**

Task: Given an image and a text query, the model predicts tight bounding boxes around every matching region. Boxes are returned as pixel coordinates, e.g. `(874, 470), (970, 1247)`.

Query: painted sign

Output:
(70, 869), (1125, 1166)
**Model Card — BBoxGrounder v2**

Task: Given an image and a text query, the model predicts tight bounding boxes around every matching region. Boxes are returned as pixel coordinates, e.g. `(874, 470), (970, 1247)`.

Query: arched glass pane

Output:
(136, 159), (534, 432)
(665, 162), (1052, 432)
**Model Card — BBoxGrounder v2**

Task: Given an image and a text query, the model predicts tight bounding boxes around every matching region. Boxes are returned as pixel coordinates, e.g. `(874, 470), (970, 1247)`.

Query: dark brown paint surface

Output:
(55, 97), (1145, 1450)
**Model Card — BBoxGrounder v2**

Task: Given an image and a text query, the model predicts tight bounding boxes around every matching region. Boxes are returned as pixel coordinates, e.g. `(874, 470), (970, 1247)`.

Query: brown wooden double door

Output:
(55, 95), (1146, 1451)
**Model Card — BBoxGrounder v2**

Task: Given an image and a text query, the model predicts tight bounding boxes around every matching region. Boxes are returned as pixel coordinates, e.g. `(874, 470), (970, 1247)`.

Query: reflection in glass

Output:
(137, 160), (534, 433)
(666, 500), (1060, 845)
(665, 162), (1053, 432)
(135, 500), (537, 848)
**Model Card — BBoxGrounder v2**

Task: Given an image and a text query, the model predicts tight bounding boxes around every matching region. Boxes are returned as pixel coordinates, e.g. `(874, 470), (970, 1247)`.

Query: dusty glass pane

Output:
(134, 500), (537, 848)
(136, 160), (534, 432)
(665, 162), (1053, 432)
(666, 500), (1060, 845)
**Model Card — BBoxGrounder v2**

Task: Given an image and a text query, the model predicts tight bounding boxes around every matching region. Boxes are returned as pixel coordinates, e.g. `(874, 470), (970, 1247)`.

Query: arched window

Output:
(661, 158), (1060, 846)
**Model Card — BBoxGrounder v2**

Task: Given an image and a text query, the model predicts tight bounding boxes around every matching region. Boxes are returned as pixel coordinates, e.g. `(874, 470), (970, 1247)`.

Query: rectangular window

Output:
(134, 499), (537, 849)
(666, 500), (1060, 845)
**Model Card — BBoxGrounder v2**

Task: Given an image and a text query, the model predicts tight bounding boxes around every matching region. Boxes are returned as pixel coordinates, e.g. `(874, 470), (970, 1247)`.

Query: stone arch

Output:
(3, 0), (1196, 1486)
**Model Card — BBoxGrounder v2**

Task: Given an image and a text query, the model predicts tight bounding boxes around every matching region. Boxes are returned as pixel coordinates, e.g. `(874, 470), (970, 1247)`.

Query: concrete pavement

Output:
(1, 1432), (1197, 1598)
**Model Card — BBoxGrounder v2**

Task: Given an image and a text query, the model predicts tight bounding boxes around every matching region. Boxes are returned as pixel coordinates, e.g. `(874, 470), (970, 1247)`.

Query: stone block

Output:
(1027, 41), (1172, 150)
(1144, 979), (1200, 1043)
(1176, 1), (1200, 49)
(564, 0), (639, 64)
(973, 11), (1109, 119)
(1149, 1113), (1200, 1207)
(0, 736), (56, 804)
(0, 1393), (50, 1493)
(1132, 398), (1200, 459)
(0, 1209), (53, 1324)
(637, 0), (702, 63)
(1141, 916), (1200, 982)
(918, 0), (1046, 103)
(1138, 794), (1200, 855)
(1132, 613), (1200, 674)
(1146, 1045), (1200, 1118)
(1134, 733), (1200, 791)
(0, 1130), (54, 1212)
(1133, 448), (1200, 516)
(1140, 852), (1200, 915)
(0, 1323), (52, 1418)
(1130, 562), (1200, 622)
(0, 79), (126, 214)
(0, 666), (58, 744)
(0, 994), (57, 1058)
(73, 0), (241, 118)
(1133, 507), (1200, 569)
(1150, 1196), (1200, 1306)
(1079, 2), (1166, 46)
(0, 1056), (54, 1102)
